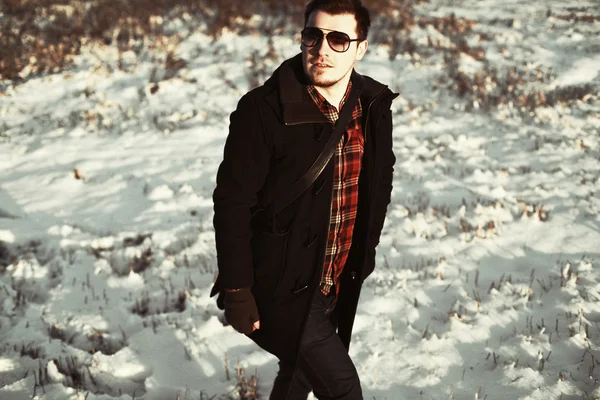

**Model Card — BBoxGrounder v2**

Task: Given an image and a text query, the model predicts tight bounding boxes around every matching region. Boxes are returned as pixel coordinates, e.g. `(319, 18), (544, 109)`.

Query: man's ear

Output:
(356, 40), (368, 61)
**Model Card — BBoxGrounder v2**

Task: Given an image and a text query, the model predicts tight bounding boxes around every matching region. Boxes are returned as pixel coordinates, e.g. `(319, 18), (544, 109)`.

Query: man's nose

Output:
(315, 35), (332, 55)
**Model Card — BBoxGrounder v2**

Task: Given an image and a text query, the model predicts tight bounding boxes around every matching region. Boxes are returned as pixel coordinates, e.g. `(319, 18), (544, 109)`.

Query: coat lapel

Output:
(262, 54), (326, 125)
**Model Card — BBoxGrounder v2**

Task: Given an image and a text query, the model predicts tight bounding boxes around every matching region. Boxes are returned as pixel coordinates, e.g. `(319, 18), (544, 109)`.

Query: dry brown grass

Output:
(2, 0), (191, 80)
(1, 0), (410, 81)
(234, 364), (260, 400)
(0, 0), (304, 80)
(442, 53), (596, 113)
(4, 0), (593, 115)
(0, 241), (16, 272)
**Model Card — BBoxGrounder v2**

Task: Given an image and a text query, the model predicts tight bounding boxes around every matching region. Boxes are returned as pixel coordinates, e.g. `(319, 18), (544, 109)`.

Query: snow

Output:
(1, 0), (599, 399)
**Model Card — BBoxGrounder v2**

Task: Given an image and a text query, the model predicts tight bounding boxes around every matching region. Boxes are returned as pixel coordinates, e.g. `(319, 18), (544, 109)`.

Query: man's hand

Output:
(224, 288), (260, 334)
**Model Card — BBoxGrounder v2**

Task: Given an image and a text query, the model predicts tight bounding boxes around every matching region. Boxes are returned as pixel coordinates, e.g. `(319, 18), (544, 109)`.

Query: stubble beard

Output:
(307, 69), (337, 88)
(306, 64), (352, 89)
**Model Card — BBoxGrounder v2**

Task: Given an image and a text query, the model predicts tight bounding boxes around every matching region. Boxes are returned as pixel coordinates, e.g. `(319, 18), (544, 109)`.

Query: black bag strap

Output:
(265, 78), (364, 217)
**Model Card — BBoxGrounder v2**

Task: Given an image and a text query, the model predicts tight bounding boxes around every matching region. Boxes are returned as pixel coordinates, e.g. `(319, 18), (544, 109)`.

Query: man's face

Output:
(301, 11), (368, 89)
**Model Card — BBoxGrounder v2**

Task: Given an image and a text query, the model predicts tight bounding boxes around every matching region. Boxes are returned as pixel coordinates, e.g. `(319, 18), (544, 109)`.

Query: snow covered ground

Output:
(1, 0), (599, 399)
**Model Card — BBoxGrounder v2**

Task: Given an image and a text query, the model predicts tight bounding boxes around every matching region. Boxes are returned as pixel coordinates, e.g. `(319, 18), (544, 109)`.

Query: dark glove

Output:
(224, 288), (260, 335)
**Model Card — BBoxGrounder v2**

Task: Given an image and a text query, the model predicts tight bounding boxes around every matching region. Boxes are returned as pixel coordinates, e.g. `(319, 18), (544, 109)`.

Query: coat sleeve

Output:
(364, 107), (395, 280)
(213, 93), (271, 289)
(374, 108), (395, 240)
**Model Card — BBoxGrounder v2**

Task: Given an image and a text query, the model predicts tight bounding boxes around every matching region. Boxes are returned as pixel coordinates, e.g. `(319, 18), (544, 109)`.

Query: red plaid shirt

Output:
(307, 82), (364, 296)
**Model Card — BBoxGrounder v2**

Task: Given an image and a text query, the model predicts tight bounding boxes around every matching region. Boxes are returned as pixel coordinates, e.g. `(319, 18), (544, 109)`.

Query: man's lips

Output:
(311, 62), (333, 68)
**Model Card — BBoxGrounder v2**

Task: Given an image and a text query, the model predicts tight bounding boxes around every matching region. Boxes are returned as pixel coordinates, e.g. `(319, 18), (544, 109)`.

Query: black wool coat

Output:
(212, 53), (398, 363)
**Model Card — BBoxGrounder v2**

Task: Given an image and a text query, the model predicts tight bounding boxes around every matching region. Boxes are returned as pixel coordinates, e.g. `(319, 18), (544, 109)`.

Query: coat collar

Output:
(277, 54), (327, 125)
(264, 54), (389, 125)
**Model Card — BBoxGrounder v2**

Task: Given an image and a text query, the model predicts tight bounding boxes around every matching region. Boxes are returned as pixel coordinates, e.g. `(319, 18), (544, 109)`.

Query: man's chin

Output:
(307, 73), (338, 88)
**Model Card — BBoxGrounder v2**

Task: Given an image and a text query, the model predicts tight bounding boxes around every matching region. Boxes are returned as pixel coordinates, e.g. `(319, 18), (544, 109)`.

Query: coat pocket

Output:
(251, 228), (291, 300)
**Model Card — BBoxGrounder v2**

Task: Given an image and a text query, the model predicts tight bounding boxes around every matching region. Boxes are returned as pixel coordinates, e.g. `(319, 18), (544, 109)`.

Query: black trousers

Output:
(269, 289), (363, 400)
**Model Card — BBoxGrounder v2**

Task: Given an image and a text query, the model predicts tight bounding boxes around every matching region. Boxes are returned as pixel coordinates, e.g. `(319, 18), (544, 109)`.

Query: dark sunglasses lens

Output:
(301, 28), (323, 47)
(327, 31), (351, 52)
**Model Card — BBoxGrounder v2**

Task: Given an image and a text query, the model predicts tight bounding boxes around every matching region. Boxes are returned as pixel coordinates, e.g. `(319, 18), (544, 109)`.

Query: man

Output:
(212, 0), (397, 398)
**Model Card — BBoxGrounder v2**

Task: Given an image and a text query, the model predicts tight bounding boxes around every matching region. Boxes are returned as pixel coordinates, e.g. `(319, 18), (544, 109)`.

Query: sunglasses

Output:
(300, 27), (362, 53)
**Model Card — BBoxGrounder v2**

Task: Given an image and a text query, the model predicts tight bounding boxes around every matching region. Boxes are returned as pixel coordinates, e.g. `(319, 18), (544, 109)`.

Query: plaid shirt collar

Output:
(306, 81), (353, 124)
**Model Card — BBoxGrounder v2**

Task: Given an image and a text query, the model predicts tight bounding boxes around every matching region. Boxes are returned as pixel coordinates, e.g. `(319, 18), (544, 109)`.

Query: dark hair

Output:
(304, 0), (371, 40)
